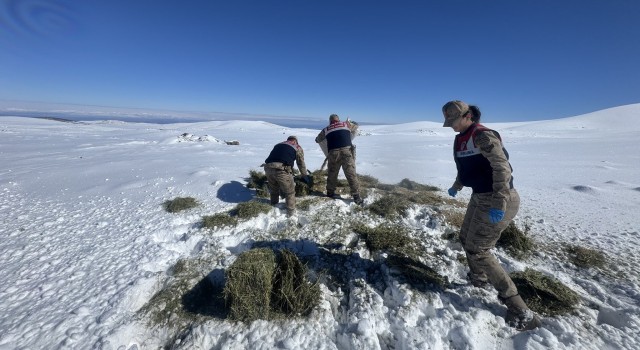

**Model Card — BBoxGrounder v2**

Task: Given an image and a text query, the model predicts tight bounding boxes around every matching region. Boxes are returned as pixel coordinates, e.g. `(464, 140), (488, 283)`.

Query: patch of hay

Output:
(224, 248), (320, 322)
(368, 194), (412, 218)
(246, 170), (269, 198)
(397, 178), (439, 192)
(224, 248), (277, 322)
(294, 176), (313, 196)
(164, 197), (199, 213)
(387, 254), (450, 289)
(231, 201), (272, 219)
(358, 174), (380, 189)
(566, 245), (606, 269)
(271, 249), (320, 316)
(510, 269), (580, 316)
(497, 221), (534, 258)
(202, 213), (238, 229)
(441, 209), (465, 228)
(352, 222), (410, 252)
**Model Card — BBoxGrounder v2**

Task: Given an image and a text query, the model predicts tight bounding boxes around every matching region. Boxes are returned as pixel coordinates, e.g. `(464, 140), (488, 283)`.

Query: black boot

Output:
(502, 295), (542, 331)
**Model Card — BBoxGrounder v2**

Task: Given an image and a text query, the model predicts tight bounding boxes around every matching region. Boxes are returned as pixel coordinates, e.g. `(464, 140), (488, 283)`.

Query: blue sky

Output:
(1, 0), (639, 124)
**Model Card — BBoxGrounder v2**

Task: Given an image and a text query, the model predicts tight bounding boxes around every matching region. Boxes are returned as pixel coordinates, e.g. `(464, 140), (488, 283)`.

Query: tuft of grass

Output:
(202, 213), (238, 229)
(231, 201), (273, 219)
(497, 221), (534, 258)
(566, 245), (606, 269)
(164, 197), (199, 213)
(246, 170), (269, 198)
(510, 269), (580, 316)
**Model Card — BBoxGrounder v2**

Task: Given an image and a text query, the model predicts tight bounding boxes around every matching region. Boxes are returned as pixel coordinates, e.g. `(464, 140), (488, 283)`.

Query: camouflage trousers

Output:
(264, 163), (295, 213)
(460, 189), (520, 298)
(326, 146), (360, 196)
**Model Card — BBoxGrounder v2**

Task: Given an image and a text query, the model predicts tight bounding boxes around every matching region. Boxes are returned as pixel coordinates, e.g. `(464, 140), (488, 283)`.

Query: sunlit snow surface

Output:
(1, 105), (639, 349)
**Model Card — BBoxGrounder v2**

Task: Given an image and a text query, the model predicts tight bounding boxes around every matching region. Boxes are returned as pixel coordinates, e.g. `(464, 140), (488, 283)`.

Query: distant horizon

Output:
(1, 98), (636, 129)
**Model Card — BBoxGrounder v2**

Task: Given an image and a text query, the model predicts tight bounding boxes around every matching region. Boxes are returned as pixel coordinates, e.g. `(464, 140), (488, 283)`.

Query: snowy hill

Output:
(0, 106), (639, 349)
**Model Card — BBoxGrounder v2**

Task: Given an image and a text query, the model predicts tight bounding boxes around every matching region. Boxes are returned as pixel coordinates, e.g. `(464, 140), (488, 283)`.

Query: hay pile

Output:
(510, 269), (580, 316)
(352, 222), (411, 252)
(224, 248), (320, 322)
(231, 201), (272, 219)
(164, 197), (199, 213)
(566, 245), (606, 269)
(497, 221), (534, 258)
(386, 254), (450, 289)
(202, 213), (238, 229)
(246, 170), (269, 198)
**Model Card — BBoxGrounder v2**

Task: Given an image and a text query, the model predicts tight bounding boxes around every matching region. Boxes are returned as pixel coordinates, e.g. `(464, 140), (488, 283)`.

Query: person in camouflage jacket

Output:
(263, 135), (308, 216)
(443, 100), (541, 331)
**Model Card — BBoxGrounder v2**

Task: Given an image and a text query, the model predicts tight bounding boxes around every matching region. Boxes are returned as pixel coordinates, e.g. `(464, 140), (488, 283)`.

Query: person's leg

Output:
(341, 148), (360, 197)
(277, 171), (296, 215)
(265, 167), (280, 205)
(326, 151), (341, 196)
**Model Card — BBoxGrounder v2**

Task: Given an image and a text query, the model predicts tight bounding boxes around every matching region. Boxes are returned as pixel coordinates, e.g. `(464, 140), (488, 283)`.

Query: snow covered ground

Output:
(1, 104), (639, 349)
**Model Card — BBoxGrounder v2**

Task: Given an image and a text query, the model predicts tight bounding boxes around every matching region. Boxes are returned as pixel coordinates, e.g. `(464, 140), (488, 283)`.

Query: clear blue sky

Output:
(1, 0), (639, 124)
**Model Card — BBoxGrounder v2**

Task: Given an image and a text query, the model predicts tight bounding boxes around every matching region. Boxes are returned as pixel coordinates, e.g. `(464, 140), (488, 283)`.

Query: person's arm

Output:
(296, 148), (308, 176)
(476, 131), (511, 211)
(315, 130), (326, 143)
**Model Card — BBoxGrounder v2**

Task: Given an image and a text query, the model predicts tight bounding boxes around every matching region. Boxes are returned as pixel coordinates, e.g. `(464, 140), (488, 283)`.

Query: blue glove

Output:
(302, 175), (310, 184)
(489, 208), (504, 223)
(447, 187), (457, 197)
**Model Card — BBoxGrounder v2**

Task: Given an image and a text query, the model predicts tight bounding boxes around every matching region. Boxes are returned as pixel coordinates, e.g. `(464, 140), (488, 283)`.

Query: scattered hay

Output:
(441, 209), (465, 228)
(164, 197), (199, 213)
(497, 221), (534, 258)
(368, 194), (412, 218)
(224, 248), (319, 322)
(246, 170), (269, 198)
(397, 178), (439, 192)
(566, 245), (606, 269)
(224, 248), (277, 322)
(231, 201), (272, 219)
(387, 254), (450, 289)
(297, 198), (321, 211)
(352, 222), (410, 252)
(510, 269), (580, 316)
(202, 213), (238, 229)
(358, 174), (380, 189)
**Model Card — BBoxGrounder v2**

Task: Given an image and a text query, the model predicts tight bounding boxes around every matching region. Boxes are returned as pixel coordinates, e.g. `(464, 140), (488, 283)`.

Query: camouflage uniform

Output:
(451, 125), (520, 298)
(315, 115), (361, 201)
(263, 138), (307, 215)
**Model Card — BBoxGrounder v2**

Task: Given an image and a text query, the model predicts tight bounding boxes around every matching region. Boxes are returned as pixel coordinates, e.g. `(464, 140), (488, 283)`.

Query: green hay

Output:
(202, 213), (238, 229)
(510, 269), (580, 316)
(387, 254), (450, 289)
(164, 197), (199, 213)
(231, 201), (272, 219)
(297, 198), (321, 211)
(246, 170), (269, 198)
(566, 245), (606, 269)
(271, 249), (320, 316)
(358, 174), (380, 189)
(368, 194), (412, 218)
(497, 221), (534, 258)
(397, 178), (439, 192)
(224, 248), (320, 322)
(352, 222), (411, 252)
(441, 209), (465, 228)
(224, 248), (277, 322)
